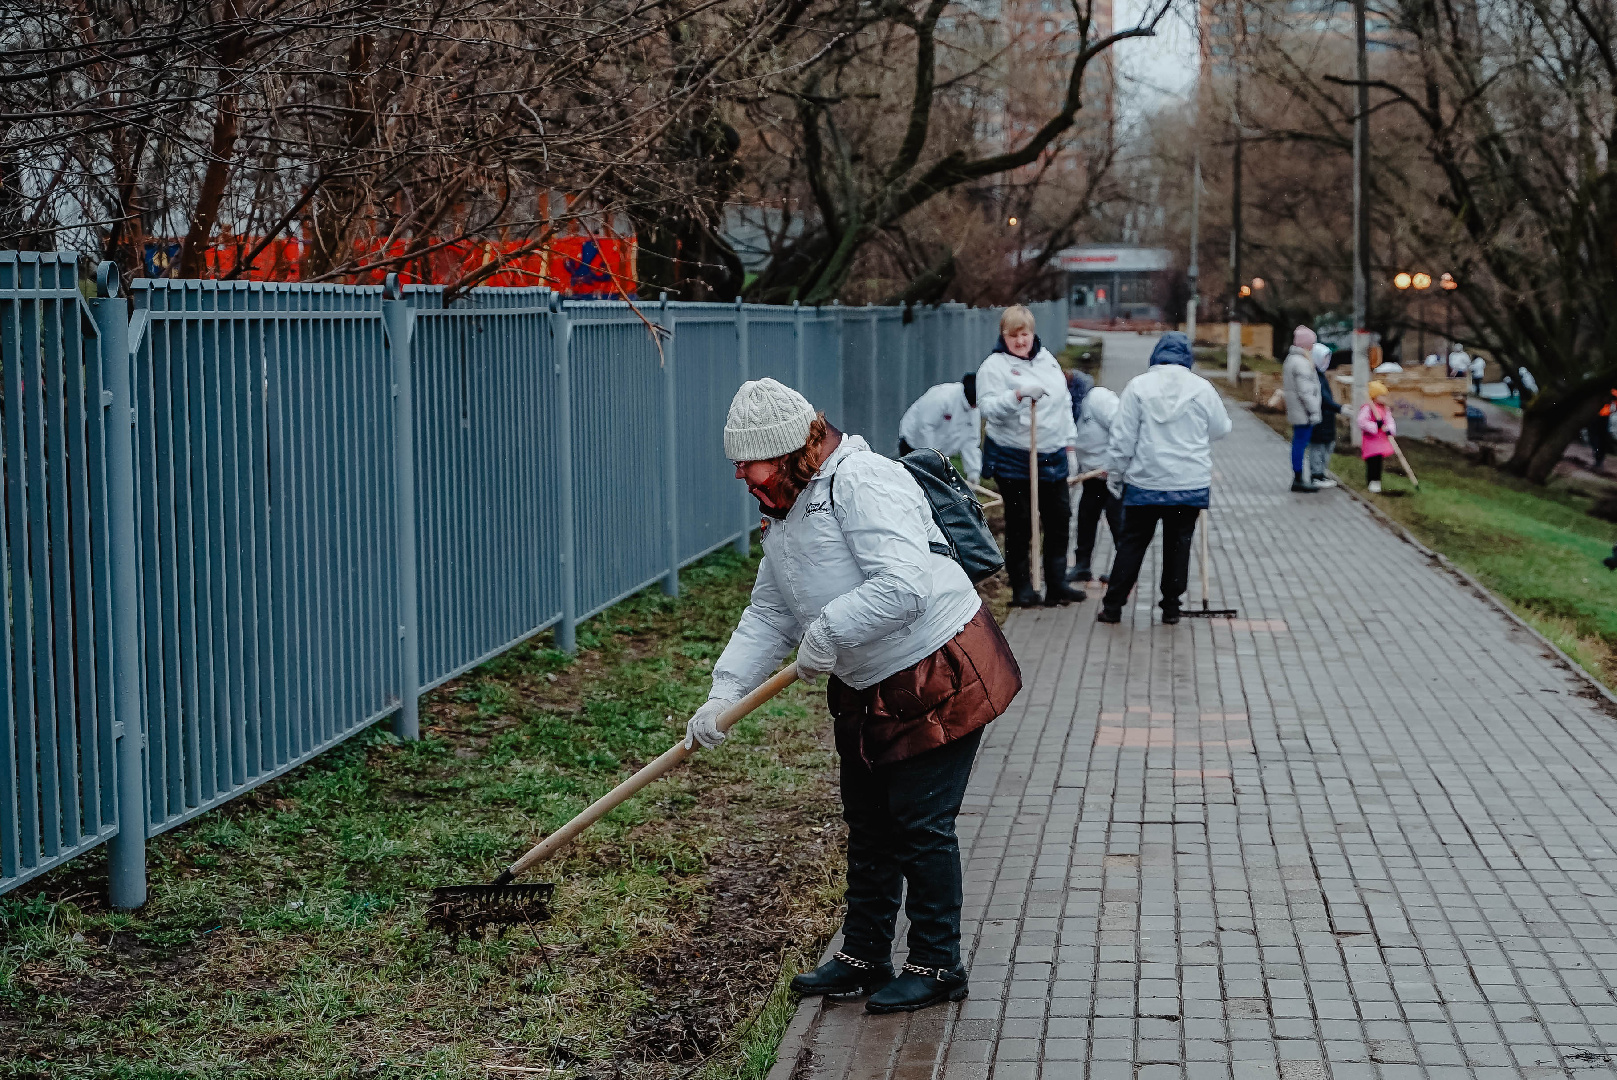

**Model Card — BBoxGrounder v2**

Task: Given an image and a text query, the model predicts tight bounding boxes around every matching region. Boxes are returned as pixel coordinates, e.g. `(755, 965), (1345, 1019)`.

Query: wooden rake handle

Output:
(503, 664), (800, 879)
(1387, 435), (1420, 488)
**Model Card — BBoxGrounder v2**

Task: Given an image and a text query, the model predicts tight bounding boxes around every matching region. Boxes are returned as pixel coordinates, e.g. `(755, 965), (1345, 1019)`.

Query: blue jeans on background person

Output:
(1291, 424), (1312, 473)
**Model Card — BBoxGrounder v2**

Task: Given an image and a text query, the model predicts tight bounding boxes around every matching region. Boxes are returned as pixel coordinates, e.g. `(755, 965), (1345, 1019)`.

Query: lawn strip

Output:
(1, 545), (843, 1080)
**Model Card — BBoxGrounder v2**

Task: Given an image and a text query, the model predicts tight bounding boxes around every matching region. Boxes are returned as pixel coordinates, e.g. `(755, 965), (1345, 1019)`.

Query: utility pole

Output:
(1351, 0), (1372, 446)
(1226, 1), (1247, 382)
(1187, 147), (1201, 353)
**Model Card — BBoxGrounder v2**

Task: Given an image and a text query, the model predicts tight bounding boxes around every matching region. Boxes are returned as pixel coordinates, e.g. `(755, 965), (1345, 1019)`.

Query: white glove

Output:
(1106, 477), (1124, 500)
(796, 618), (838, 684)
(683, 697), (734, 750)
(1014, 380), (1047, 402)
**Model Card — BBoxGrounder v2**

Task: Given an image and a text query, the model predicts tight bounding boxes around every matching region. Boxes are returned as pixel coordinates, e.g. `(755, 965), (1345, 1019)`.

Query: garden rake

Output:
(1179, 510), (1239, 618)
(428, 664), (800, 939)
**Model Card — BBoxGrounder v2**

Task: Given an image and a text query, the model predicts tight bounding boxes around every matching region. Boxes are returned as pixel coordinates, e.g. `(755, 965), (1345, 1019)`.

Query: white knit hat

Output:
(724, 378), (816, 461)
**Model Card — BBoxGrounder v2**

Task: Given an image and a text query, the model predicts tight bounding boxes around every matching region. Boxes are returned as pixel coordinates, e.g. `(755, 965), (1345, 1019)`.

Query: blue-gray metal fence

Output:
(0, 251), (1065, 904)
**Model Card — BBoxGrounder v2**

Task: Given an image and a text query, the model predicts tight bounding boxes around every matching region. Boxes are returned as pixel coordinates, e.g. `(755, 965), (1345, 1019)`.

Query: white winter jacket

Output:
(709, 435), (982, 699)
(1105, 365), (1233, 494)
(899, 383), (982, 484)
(1072, 386), (1119, 471)
(1281, 345), (1323, 426)
(976, 347), (1077, 452)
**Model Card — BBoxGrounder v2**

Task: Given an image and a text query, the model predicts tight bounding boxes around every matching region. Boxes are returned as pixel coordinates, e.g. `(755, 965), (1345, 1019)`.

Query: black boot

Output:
(865, 962), (969, 1014)
(790, 952), (895, 1000)
(1043, 561), (1085, 606)
(1291, 471), (1318, 493)
(1006, 547), (1041, 608)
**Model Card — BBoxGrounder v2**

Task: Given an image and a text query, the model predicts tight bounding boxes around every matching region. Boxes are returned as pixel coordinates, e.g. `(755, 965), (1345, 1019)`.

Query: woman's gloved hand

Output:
(683, 697), (734, 750)
(796, 618), (838, 684)
(1014, 380), (1048, 402)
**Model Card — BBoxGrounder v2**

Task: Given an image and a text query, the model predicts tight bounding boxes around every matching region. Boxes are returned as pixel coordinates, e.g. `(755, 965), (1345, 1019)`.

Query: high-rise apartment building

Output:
(1200, 0), (1396, 82)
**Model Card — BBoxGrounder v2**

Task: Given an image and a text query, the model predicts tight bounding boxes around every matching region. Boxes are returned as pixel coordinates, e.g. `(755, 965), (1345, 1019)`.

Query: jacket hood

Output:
(1083, 385), (1120, 427)
(1139, 364), (1203, 423)
(1148, 332), (1195, 368)
(1311, 342), (1333, 372)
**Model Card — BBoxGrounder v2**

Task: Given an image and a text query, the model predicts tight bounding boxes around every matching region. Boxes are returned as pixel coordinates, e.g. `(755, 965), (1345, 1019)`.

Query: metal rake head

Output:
(428, 882), (555, 941)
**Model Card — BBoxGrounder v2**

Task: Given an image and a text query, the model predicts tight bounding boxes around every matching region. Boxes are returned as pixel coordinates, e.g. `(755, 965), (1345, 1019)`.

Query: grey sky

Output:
(1111, 0), (1200, 114)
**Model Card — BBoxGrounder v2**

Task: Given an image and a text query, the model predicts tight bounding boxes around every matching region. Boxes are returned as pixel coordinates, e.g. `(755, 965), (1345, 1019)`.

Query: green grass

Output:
(1, 545), (843, 1080)
(1327, 442), (1617, 686)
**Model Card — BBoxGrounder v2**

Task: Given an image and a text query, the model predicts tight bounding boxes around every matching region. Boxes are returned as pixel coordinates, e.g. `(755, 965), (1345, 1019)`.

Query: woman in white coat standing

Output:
(1098, 333), (1232, 624)
(685, 378), (1023, 1014)
(975, 305), (1083, 607)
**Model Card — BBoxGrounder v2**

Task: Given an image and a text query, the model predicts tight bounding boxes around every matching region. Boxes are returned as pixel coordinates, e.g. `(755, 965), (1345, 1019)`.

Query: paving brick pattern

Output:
(780, 334), (1617, 1079)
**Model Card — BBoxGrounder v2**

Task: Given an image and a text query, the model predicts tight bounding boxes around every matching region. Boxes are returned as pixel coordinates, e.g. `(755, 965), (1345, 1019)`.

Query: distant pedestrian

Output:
(1307, 342), (1341, 489)
(898, 374), (982, 484)
(1424, 352), (1442, 368)
(1096, 332), (1232, 626)
(1282, 326), (1324, 492)
(1470, 354), (1486, 397)
(1359, 380), (1397, 494)
(977, 305), (1083, 608)
(1448, 344), (1469, 379)
(1068, 384), (1121, 590)
(1518, 367), (1538, 397)
(1588, 391), (1616, 472)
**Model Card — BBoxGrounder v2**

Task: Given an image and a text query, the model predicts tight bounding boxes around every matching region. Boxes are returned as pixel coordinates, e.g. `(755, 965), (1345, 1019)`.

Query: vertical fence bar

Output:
(660, 295), (679, 598)
(553, 294), (577, 654)
(733, 297), (750, 557)
(383, 277), (419, 740)
(94, 264), (147, 909)
(793, 301), (806, 391)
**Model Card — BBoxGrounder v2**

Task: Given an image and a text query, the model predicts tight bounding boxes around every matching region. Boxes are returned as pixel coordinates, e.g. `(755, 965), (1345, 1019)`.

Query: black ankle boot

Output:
(1291, 471), (1318, 493)
(1010, 583), (1043, 608)
(865, 962), (969, 1014)
(1043, 561), (1085, 606)
(790, 952), (895, 1000)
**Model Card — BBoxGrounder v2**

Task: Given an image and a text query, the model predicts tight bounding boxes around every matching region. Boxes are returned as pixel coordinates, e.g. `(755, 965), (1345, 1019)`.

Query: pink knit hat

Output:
(1293, 325), (1318, 349)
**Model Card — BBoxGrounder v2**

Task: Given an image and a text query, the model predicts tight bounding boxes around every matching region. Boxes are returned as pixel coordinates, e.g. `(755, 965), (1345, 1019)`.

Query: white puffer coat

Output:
(976, 347), (1077, 452)
(1072, 385), (1120, 471)
(898, 382), (982, 484)
(709, 435), (982, 699)
(1105, 365), (1232, 494)
(1282, 345), (1323, 426)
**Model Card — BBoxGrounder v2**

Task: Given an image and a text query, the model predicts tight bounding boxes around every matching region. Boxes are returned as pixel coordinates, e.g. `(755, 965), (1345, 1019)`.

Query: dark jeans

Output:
(1290, 424), (1311, 473)
(1366, 455), (1387, 482)
(1101, 504), (1199, 615)
(839, 727), (982, 969)
(999, 476), (1071, 586)
(1072, 476), (1120, 578)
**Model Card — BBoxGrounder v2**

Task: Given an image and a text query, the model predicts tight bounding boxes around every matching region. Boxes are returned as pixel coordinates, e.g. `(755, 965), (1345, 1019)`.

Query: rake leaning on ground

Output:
(1178, 509), (1239, 619)
(428, 664), (800, 938)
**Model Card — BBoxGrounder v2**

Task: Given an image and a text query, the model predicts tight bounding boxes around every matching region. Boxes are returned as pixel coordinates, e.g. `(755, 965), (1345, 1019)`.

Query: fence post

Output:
(93, 263), (147, 911)
(553, 293), (578, 654)
(733, 296), (751, 557)
(793, 300), (805, 390)
(833, 300), (844, 429)
(383, 275), (420, 741)
(660, 294), (679, 597)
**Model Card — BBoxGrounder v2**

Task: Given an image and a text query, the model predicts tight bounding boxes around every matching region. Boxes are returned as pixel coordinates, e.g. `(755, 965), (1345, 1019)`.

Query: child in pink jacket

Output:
(1358, 380), (1396, 493)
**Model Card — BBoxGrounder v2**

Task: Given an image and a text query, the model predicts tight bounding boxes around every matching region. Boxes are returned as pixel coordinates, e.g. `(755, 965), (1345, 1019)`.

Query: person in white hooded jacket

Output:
(685, 377), (1023, 1015)
(975, 305), (1082, 607)
(1068, 384), (1121, 587)
(897, 373), (981, 483)
(1097, 332), (1232, 625)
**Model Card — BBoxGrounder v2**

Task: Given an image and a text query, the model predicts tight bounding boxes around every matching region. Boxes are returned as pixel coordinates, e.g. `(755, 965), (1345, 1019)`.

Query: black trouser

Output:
(1366, 455), (1386, 482)
(1101, 504), (1199, 615)
(1072, 476), (1121, 579)
(998, 476), (1071, 588)
(839, 728), (982, 969)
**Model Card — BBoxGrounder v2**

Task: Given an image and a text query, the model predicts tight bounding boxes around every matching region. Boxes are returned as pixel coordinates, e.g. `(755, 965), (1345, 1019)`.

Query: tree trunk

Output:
(177, 94), (239, 278)
(1503, 391), (1610, 483)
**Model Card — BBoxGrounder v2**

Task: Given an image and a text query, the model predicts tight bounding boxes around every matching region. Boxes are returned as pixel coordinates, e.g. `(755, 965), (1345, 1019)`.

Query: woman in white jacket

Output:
(1097, 333), (1232, 625)
(684, 378), (1022, 1014)
(1069, 384), (1122, 588)
(975, 305), (1083, 607)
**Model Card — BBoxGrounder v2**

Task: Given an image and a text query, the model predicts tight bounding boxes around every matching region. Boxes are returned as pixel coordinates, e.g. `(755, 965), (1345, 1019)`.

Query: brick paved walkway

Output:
(772, 334), (1617, 1080)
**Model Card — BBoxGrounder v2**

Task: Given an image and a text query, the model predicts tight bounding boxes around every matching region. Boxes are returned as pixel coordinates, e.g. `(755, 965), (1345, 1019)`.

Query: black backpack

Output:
(899, 448), (1005, 584)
